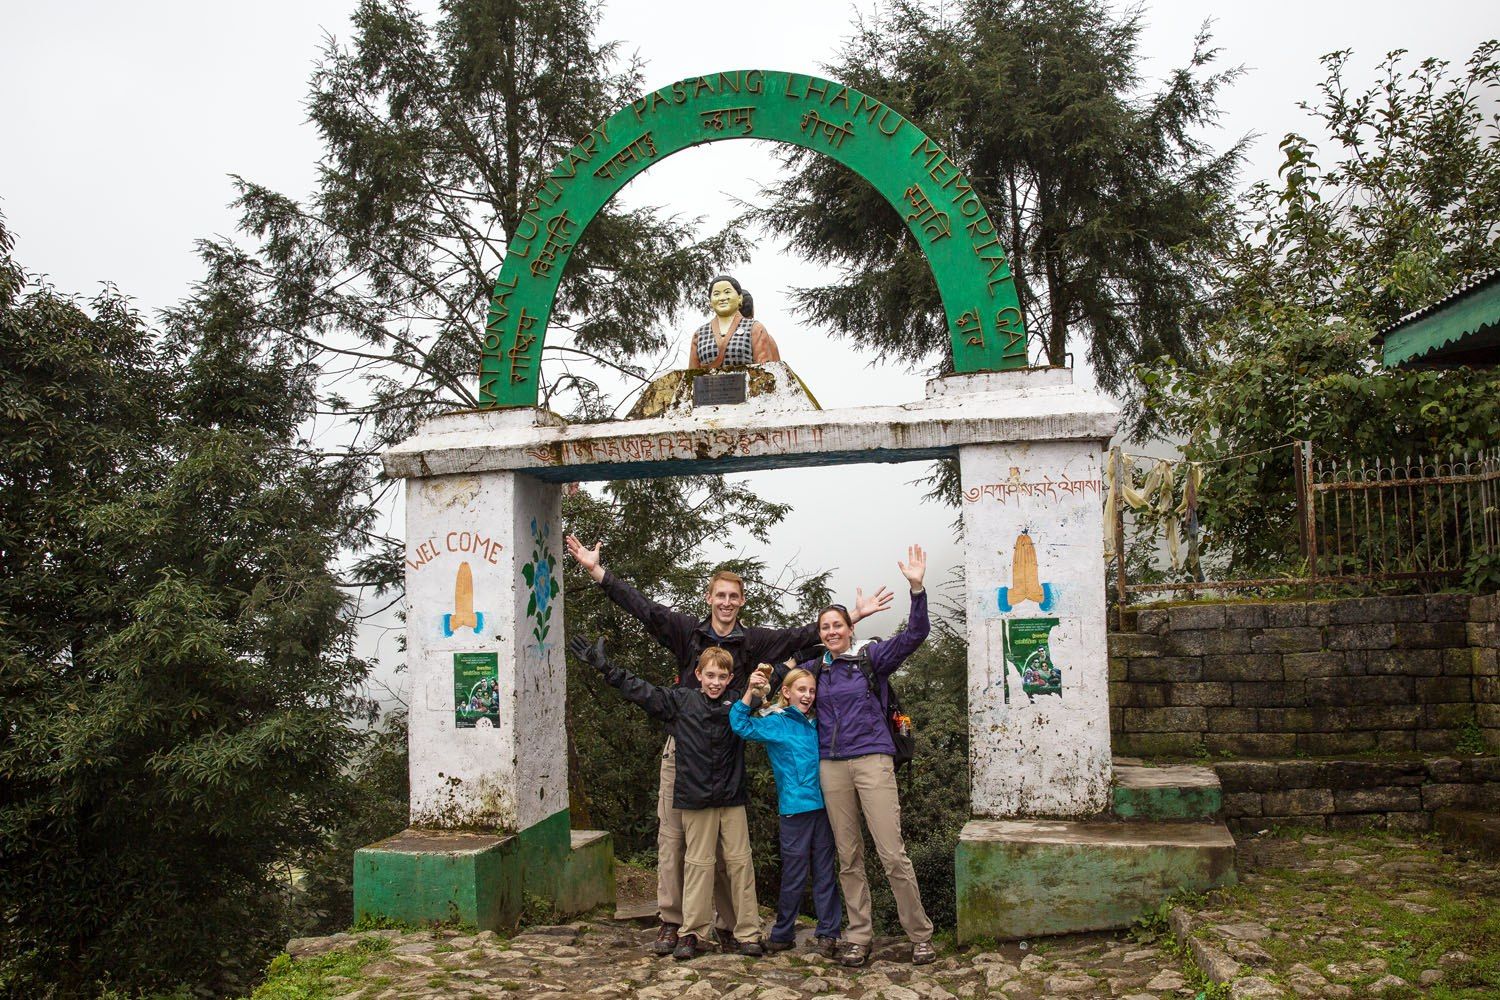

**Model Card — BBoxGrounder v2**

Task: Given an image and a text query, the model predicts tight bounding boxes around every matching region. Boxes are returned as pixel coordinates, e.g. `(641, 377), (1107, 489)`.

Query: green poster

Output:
(1002, 618), (1063, 704)
(454, 652), (500, 728)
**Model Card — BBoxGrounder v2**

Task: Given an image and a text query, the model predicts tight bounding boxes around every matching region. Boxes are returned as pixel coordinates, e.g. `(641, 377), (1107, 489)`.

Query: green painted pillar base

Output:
(561, 830), (616, 916)
(955, 818), (1237, 941)
(1111, 764), (1223, 821)
(354, 812), (615, 931)
(354, 828), (521, 932)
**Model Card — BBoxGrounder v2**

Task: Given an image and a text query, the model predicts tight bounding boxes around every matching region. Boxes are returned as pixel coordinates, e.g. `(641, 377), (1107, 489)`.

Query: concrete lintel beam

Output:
(383, 386), (1119, 482)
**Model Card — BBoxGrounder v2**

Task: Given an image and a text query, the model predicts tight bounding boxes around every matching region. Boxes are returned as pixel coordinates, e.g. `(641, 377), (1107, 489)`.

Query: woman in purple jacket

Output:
(807, 544), (935, 968)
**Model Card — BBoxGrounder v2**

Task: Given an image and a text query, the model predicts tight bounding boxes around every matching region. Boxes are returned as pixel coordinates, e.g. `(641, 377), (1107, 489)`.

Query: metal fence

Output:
(1310, 447), (1500, 583)
(1110, 443), (1500, 605)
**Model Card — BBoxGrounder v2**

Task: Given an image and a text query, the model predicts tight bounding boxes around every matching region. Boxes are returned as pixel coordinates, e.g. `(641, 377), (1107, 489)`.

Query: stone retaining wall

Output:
(1109, 594), (1490, 757)
(1473, 593), (1500, 748)
(1213, 757), (1500, 835)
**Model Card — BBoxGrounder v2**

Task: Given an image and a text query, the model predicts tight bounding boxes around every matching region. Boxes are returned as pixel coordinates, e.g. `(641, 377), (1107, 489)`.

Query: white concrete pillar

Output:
(955, 374), (1114, 818)
(403, 469), (567, 830)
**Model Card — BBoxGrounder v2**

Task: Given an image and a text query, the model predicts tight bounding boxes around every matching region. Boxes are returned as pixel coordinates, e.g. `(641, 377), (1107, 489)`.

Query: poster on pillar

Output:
(453, 652), (501, 728)
(1001, 617), (1064, 703)
(961, 441), (1111, 818)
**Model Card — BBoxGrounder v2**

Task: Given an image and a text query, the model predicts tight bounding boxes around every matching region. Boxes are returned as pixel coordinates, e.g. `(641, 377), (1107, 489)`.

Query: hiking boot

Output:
(764, 937), (796, 952)
(911, 941), (937, 965)
(838, 941), (870, 967)
(712, 928), (740, 953)
(813, 936), (840, 958)
(672, 933), (708, 961)
(737, 937), (765, 957)
(652, 922), (679, 956)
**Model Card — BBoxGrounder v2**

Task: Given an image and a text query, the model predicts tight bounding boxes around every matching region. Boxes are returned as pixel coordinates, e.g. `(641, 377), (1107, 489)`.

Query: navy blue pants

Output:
(770, 807), (842, 943)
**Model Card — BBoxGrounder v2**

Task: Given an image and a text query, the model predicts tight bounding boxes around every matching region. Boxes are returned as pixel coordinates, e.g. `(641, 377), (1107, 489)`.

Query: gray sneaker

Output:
(838, 941), (870, 967)
(912, 941), (937, 965)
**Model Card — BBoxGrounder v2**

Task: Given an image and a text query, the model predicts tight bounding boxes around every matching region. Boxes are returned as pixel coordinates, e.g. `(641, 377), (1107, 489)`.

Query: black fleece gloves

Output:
(566, 635), (609, 671)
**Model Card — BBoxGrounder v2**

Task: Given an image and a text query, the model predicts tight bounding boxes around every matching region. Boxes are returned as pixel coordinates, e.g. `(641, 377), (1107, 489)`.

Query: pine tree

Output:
(750, 0), (1245, 392)
(0, 217), (374, 997)
(214, 0), (814, 844)
(227, 0), (752, 447)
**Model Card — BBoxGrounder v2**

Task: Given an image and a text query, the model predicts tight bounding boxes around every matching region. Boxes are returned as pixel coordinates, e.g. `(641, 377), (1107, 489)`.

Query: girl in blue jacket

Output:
(729, 666), (843, 955)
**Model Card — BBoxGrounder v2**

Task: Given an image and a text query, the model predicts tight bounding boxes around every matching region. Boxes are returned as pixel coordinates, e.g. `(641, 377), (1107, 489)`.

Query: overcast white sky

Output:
(2, 0), (1489, 694)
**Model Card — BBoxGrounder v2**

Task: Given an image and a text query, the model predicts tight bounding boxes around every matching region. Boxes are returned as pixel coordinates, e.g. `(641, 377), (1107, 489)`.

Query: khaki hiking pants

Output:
(821, 754), (933, 946)
(680, 804), (760, 943)
(658, 737), (736, 930)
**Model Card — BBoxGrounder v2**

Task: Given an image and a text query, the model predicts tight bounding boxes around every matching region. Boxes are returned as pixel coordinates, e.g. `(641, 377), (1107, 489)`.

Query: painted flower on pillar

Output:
(522, 518), (559, 648)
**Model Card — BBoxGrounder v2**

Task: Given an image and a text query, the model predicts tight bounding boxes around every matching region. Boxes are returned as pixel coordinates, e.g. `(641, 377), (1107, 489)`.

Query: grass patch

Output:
(520, 891), (557, 926)
(1160, 930), (1231, 999)
(240, 937), (393, 1000)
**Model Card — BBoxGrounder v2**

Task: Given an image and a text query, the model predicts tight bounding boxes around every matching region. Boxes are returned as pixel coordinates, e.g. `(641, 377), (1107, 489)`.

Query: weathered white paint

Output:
(404, 470), (566, 829)
(391, 366), (1117, 828)
(961, 412), (1115, 817)
(382, 370), (1118, 482)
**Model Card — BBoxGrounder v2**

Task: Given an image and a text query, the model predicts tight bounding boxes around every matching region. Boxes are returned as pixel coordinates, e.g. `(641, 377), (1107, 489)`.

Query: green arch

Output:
(481, 69), (1027, 407)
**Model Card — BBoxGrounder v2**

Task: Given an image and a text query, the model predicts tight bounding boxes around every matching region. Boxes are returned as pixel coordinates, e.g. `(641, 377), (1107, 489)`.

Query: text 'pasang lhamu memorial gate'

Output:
(356, 69), (1236, 940)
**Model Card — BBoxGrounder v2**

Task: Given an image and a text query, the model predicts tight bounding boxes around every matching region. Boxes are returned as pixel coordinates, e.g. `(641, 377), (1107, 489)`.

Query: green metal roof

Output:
(1375, 269), (1500, 369)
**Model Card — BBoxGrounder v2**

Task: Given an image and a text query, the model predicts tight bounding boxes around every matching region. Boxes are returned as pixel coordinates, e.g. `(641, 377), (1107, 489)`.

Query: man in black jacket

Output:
(565, 535), (889, 953)
(570, 638), (761, 960)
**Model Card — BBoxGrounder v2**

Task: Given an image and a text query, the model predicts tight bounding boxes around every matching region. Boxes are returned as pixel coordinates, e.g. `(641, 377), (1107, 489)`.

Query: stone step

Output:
(1433, 809), (1500, 859)
(612, 900), (658, 924)
(1112, 763), (1223, 821)
(956, 818), (1237, 941)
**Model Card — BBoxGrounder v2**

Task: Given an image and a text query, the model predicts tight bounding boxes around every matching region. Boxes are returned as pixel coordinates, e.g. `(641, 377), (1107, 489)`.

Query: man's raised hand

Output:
(853, 586), (894, 622)
(564, 535), (606, 583)
(566, 635), (609, 670)
(897, 544), (927, 592)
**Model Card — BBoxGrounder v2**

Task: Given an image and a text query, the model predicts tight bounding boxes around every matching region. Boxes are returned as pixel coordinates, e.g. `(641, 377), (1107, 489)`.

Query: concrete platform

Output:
(956, 818), (1237, 941)
(355, 828), (521, 932)
(354, 826), (615, 931)
(1112, 764), (1223, 822)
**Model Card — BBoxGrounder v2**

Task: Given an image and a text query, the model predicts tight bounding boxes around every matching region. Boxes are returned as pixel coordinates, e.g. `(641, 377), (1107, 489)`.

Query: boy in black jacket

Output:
(569, 637), (762, 960)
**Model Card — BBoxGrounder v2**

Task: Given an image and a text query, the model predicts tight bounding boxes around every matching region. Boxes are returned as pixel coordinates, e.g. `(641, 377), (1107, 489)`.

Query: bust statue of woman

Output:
(687, 274), (781, 369)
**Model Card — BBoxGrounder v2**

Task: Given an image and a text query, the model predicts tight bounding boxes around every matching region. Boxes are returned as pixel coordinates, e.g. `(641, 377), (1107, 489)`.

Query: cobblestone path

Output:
(286, 923), (1184, 1000)
(276, 829), (1498, 999)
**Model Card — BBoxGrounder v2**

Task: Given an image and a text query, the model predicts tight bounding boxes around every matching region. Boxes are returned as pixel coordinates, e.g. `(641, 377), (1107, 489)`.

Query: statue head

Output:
(708, 274), (754, 319)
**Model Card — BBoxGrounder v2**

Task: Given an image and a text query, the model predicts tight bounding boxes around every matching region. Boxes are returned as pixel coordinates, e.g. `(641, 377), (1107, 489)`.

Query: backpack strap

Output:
(854, 648), (885, 707)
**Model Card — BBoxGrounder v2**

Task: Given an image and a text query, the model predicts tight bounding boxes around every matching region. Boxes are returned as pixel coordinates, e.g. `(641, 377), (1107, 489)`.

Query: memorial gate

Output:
(355, 68), (1234, 939)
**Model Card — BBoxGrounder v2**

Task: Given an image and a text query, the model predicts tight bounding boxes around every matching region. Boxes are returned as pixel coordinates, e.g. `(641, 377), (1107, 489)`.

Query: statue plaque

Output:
(693, 371), (749, 407)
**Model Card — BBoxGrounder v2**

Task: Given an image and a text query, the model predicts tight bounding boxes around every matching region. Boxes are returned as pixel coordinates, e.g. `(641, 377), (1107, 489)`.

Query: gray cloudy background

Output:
(2, 0), (1487, 699)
